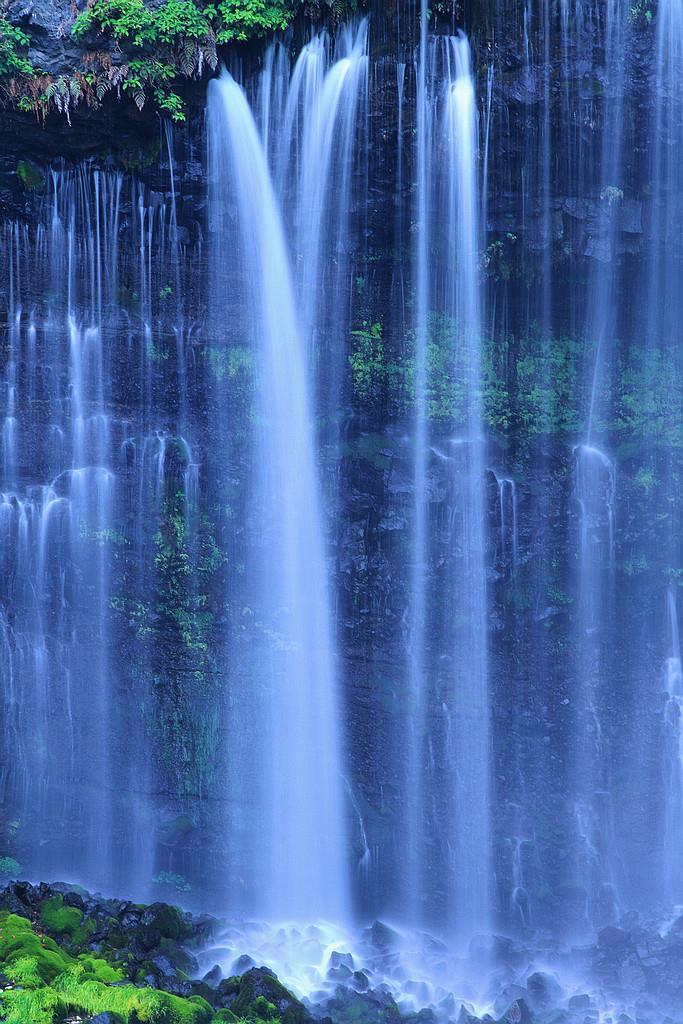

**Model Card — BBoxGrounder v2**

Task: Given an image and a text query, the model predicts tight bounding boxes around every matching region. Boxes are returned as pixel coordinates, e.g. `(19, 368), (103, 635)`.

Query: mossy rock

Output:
(40, 894), (94, 945)
(16, 159), (44, 190)
(0, 912), (214, 1023)
(139, 903), (191, 945)
(0, 911), (71, 983)
(230, 969), (311, 1024)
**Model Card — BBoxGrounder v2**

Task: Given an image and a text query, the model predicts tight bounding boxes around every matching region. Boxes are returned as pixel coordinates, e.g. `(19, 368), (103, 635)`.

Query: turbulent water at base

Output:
(3, 0), (683, 1021)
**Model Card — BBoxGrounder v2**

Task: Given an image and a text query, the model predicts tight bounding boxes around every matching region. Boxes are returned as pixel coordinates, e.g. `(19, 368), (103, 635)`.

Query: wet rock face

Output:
(7, 0), (81, 71)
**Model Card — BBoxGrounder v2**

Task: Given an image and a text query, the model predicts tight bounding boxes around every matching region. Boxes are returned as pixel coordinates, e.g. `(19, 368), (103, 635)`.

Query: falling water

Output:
(573, 441), (619, 928)
(0, 167), (201, 898)
(207, 70), (349, 921)
(4, 7), (683, 1018)
(569, 0), (629, 932)
(260, 25), (369, 433)
(663, 586), (683, 896)
(407, 0), (430, 923)
(649, 0), (683, 906)
(410, 31), (490, 938)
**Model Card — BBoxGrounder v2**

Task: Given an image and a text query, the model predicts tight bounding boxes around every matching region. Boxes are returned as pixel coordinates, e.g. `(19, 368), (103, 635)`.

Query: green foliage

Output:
(0, 913), (215, 1023)
(0, 19), (33, 76)
(349, 321), (387, 404)
(39, 896), (95, 946)
(16, 159), (44, 189)
(66, 0), (292, 117)
(629, 0), (654, 24)
(214, 0), (291, 41)
(207, 344), (252, 383)
(480, 233), (519, 282)
(2, 0), (361, 121)
(73, 0), (152, 42)
(348, 313), (587, 437)
(0, 857), (21, 877)
(1, 0), (319, 121)
(153, 870), (193, 892)
(349, 320), (408, 413)
(154, 492), (223, 655)
(615, 344), (683, 444)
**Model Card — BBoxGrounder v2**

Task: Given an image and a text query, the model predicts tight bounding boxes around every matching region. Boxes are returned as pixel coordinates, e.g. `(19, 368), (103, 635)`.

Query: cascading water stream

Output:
(0, 164), (205, 901)
(409, 30), (490, 939)
(260, 26), (368, 435)
(664, 586), (683, 896)
(570, 0), (629, 932)
(207, 70), (349, 922)
(652, 0), (683, 906)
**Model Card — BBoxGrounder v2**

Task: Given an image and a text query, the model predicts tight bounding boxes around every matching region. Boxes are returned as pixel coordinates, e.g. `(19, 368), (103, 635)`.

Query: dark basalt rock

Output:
(0, 881), (215, 984)
(525, 972), (562, 1010)
(204, 963), (224, 984)
(228, 967), (313, 1024)
(497, 998), (533, 1024)
(368, 920), (402, 950)
(313, 982), (404, 1024)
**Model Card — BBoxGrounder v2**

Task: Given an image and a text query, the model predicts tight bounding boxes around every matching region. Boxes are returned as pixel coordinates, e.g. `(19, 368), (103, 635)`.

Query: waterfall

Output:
(569, 0), (629, 932)
(0, 169), (201, 898)
(573, 442), (619, 929)
(260, 25), (368, 434)
(207, 70), (349, 922)
(664, 586), (683, 896)
(410, 31), (490, 938)
(5, 6), (683, 1012)
(650, 0), (683, 906)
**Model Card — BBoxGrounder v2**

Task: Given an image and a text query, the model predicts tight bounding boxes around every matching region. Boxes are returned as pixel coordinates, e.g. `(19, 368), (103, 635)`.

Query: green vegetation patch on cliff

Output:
(349, 310), (683, 446)
(0, 0), (337, 122)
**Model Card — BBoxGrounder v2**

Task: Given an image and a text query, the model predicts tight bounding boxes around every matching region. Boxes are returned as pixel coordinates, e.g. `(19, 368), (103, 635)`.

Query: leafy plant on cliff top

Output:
(1, 0), (300, 122)
(0, 19), (33, 76)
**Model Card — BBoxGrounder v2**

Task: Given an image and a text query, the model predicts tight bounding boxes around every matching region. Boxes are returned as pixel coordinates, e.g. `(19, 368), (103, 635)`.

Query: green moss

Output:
(0, 914), (215, 1023)
(77, 953), (124, 982)
(252, 996), (279, 1018)
(144, 904), (188, 942)
(40, 895), (94, 945)
(634, 466), (657, 491)
(0, 912), (72, 983)
(0, 857), (21, 878)
(154, 870), (193, 892)
(16, 159), (44, 190)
